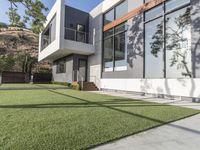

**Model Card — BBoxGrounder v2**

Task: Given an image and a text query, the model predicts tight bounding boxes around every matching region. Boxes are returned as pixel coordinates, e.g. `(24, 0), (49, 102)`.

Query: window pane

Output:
(56, 60), (66, 73)
(128, 0), (143, 11)
(115, 23), (127, 34)
(104, 37), (114, 71)
(145, 4), (164, 21)
(166, 0), (190, 12)
(166, 7), (191, 78)
(145, 18), (164, 78)
(104, 29), (114, 39)
(116, 0), (128, 19)
(115, 32), (127, 68)
(145, 0), (151, 3)
(104, 9), (114, 26)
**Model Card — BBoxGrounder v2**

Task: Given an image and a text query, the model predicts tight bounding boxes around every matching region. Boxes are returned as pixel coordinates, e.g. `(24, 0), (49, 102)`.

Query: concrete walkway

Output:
(91, 91), (200, 150)
(91, 91), (200, 110)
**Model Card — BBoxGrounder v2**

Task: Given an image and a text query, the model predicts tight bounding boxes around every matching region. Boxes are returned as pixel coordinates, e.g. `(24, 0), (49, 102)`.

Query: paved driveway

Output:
(91, 91), (200, 150)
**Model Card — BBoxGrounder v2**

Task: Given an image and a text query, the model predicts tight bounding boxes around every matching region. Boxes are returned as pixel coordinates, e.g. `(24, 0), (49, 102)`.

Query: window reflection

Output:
(145, 18), (164, 78)
(145, 4), (164, 22)
(115, 32), (127, 68)
(104, 9), (114, 26)
(166, 0), (190, 12)
(116, 0), (128, 19)
(56, 59), (66, 73)
(104, 37), (114, 71)
(166, 7), (191, 78)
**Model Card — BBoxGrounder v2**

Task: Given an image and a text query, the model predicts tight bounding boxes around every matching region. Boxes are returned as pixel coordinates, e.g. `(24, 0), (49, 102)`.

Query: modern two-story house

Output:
(39, 0), (200, 99)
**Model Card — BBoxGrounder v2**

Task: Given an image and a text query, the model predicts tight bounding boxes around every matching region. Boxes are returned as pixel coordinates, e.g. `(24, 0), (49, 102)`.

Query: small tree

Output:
(0, 55), (15, 73)
(15, 53), (37, 75)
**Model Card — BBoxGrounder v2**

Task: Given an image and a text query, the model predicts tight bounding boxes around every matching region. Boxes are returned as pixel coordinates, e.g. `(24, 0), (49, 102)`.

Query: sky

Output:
(0, 0), (103, 26)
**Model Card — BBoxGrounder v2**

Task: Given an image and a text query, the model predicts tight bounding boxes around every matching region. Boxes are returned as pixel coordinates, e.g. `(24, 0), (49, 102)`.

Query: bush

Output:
(51, 81), (71, 87)
(70, 82), (80, 90)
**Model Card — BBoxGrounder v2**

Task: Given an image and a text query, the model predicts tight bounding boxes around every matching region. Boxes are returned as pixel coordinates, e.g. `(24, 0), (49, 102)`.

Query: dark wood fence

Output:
(2, 72), (28, 83)
(33, 73), (52, 83)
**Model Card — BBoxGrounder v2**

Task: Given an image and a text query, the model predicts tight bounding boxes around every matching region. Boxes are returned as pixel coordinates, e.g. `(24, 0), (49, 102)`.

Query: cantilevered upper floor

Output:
(38, 0), (95, 61)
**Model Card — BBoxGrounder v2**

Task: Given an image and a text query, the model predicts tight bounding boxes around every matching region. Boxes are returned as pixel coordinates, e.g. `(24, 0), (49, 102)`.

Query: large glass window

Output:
(145, 18), (164, 78)
(144, 0), (191, 78)
(41, 14), (56, 50)
(166, 7), (191, 78)
(115, 0), (128, 19)
(103, 23), (127, 72)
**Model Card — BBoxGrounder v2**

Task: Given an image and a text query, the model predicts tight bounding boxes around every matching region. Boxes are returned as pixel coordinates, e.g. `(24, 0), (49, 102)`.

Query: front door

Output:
(78, 59), (87, 82)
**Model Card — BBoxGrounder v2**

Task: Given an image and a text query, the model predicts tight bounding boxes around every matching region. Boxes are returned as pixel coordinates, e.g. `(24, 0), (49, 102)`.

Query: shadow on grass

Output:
(0, 89), (200, 148)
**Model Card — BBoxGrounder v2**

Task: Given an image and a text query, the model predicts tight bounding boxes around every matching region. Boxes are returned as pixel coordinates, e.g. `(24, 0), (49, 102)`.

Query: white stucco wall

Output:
(101, 79), (200, 98)
(38, 0), (64, 61)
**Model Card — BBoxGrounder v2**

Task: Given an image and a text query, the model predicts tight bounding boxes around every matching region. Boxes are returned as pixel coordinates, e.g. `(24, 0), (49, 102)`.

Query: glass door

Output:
(78, 59), (87, 82)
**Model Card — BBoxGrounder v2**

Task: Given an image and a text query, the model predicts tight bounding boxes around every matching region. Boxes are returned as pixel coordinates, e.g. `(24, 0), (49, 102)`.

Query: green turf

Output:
(0, 89), (199, 150)
(0, 84), (68, 88)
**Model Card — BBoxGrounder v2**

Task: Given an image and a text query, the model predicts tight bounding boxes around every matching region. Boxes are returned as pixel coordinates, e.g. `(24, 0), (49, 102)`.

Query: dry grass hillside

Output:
(0, 27), (51, 73)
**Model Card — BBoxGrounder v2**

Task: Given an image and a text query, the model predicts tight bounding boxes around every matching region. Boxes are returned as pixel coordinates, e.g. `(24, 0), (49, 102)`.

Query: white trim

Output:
(114, 66), (127, 71)
(104, 68), (113, 72)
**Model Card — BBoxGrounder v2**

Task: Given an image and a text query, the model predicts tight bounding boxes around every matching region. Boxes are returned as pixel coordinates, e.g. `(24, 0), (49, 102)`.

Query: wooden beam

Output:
(103, 0), (166, 31)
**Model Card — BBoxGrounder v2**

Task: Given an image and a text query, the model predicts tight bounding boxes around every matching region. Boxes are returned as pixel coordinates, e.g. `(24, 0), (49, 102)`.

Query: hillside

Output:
(0, 27), (51, 73)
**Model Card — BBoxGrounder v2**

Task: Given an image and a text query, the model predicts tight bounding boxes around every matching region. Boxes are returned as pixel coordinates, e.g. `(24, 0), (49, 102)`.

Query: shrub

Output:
(70, 82), (80, 90)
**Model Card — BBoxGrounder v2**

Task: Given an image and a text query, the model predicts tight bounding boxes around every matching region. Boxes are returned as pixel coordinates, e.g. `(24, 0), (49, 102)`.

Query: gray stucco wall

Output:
(52, 54), (88, 83)
(52, 56), (73, 83)
(102, 13), (144, 78)
(191, 0), (200, 78)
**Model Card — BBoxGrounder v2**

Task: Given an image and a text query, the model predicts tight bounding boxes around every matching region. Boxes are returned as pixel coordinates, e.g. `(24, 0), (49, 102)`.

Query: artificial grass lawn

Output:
(0, 89), (199, 150)
(0, 84), (68, 89)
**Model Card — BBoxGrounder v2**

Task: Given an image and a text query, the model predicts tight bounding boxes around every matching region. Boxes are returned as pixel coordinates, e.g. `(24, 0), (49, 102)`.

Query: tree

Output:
(6, 7), (25, 28)
(15, 53), (37, 75)
(6, 0), (48, 33)
(0, 55), (15, 73)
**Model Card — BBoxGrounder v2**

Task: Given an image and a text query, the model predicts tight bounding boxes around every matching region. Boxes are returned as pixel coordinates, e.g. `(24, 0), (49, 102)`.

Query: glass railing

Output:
(64, 27), (89, 43)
